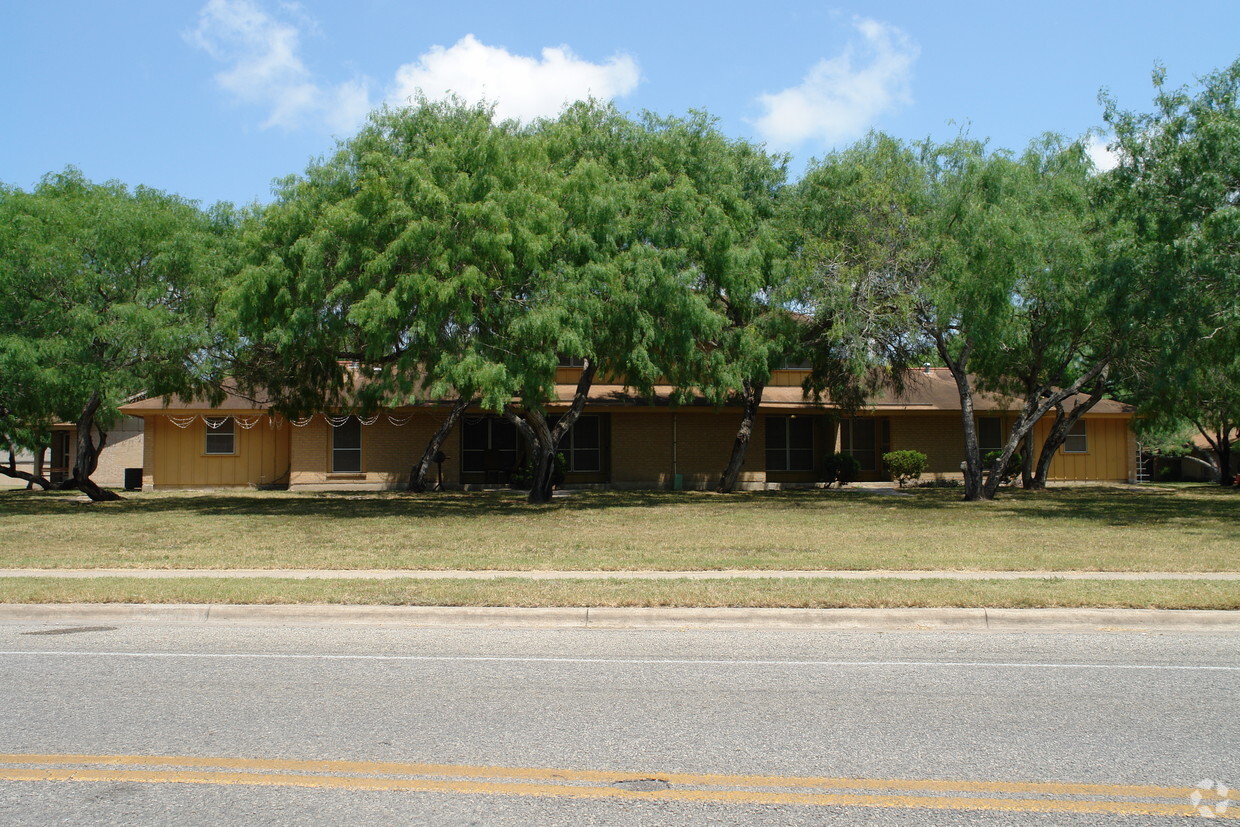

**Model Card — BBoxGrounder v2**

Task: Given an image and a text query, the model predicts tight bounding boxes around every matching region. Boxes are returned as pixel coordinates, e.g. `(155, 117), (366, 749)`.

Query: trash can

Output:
(124, 468), (143, 491)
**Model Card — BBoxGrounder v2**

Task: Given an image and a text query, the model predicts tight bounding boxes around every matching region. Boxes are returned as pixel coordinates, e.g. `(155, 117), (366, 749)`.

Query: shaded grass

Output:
(0, 486), (1236, 572)
(1, 576), (1237, 610)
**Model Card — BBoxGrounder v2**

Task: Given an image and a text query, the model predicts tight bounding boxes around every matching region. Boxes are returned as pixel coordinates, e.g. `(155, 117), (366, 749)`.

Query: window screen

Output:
(1064, 420), (1088, 453)
(840, 418), (877, 471)
(332, 417), (362, 472)
(205, 418), (235, 455)
(978, 417), (1003, 453)
(561, 416), (601, 472)
(766, 416), (815, 471)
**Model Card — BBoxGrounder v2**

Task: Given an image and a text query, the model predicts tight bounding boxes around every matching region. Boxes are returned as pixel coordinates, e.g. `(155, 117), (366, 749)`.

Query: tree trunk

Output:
(407, 397), (471, 492)
(30, 445), (45, 490)
(504, 359), (598, 505)
(1183, 454), (1222, 484)
(1019, 432), (1034, 489)
(1, 446), (52, 490)
(935, 336), (986, 501)
(1029, 382), (1107, 490)
(1219, 436), (1233, 487)
(64, 390), (122, 502)
(1194, 418), (1235, 487)
(717, 380), (765, 494)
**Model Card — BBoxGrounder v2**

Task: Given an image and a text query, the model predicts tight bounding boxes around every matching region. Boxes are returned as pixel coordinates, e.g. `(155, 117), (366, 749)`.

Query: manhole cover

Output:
(21, 626), (117, 636)
(612, 779), (671, 792)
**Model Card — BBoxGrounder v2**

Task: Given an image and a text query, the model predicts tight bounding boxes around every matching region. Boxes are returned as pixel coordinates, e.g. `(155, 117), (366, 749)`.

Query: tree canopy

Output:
(1105, 58), (1240, 485)
(0, 169), (233, 498)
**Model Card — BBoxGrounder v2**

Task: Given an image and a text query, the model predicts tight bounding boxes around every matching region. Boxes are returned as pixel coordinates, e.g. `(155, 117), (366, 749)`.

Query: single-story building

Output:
(2, 416), (145, 489)
(116, 366), (1138, 491)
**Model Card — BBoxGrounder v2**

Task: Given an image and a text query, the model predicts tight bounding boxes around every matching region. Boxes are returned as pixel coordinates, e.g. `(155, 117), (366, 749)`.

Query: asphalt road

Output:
(0, 620), (1236, 825)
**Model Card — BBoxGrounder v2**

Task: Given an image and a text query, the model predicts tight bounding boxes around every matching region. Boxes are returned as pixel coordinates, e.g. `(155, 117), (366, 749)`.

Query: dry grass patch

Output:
(1, 576), (1238, 610)
(0, 486), (1235, 572)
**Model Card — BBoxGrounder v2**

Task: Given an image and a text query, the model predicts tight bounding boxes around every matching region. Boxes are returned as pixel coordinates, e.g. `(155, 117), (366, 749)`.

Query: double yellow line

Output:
(0, 753), (1230, 817)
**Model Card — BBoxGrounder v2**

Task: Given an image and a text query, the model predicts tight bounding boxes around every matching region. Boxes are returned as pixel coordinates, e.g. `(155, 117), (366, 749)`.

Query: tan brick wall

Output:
(889, 413), (969, 479)
(58, 416), (145, 489)
(289, 413), (462, 490)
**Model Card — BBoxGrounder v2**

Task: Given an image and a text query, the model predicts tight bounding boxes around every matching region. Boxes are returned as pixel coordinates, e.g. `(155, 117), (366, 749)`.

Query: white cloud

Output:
(388, 34), (639, 122)
(1085, 133), (1120, 172)
(187, 0), (369, 132)
(188, 3), (638, 133)
(753, 18), (919, 148)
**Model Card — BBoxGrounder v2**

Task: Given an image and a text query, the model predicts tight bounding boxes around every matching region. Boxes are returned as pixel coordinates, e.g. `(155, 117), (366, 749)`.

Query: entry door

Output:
(50, 431), (71, 484)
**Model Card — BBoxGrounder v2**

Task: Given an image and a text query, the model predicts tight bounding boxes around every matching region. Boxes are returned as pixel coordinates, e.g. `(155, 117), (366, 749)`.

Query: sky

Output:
(3, 1), (1238, 208)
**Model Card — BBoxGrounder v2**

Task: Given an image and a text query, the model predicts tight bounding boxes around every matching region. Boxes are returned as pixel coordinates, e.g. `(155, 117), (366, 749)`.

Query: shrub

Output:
(984, 450), (1022, 486)
(823, 452), (862, 488)
(917, 478), (961, 488)
(882, 450), (928, 488)
(510, 452), (568, 489)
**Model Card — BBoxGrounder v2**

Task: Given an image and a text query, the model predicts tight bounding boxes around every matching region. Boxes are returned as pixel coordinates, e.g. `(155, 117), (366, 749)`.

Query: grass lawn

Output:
(0, 485), (1235, 572)
(2, 576), (1237, 609)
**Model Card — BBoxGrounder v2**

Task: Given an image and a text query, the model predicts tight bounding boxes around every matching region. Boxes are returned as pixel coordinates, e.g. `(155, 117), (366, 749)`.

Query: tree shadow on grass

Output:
(0, 485), (1234, 529)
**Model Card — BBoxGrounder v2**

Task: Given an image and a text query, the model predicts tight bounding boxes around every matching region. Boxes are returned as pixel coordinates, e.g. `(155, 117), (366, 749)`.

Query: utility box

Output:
(123, 468), (143, 491)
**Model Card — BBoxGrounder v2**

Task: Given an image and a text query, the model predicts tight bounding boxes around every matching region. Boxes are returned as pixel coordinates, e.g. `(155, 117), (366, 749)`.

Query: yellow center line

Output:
(0, 754), (1230, 818)
(0, 753), (1195, 799)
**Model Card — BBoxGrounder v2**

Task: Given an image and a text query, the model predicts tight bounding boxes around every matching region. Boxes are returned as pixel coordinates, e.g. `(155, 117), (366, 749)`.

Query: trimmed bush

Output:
(882, 450), (928, 488)
(823, 452), (862, 488)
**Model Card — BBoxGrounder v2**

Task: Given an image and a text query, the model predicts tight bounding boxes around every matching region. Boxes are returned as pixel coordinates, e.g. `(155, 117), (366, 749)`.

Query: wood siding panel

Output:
(1037, 417), (1131, 482)
(148, 416), (289, 488)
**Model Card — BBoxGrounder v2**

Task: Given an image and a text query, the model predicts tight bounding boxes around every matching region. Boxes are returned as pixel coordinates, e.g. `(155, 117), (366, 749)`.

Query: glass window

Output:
(560, 416), (601, 472)
(978, 417), (1003, 453)
(840, 418), (877, 471)
(766, 416), (815, 471)
(205, 418), (235, 455)
(461, 417), (519, 473)
(332, 417), (362, 472)
(1064, 420), (1088, 453)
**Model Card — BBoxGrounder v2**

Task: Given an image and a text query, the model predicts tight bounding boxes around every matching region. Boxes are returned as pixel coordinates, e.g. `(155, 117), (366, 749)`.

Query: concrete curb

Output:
(1, 604), (1237, 633)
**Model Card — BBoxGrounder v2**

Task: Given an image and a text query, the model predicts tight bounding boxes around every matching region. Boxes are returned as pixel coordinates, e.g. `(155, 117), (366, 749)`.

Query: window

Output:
(978, 417), (1003, 453)
(332, 417), (362, 472)
(766, 415), (815, 471)
(461, 417), (518, 474)
(840, 418), (877, 471)
(205, 418), (235, 455)
(559, 416), (601, 472)
(1064, 420), (1088, 453)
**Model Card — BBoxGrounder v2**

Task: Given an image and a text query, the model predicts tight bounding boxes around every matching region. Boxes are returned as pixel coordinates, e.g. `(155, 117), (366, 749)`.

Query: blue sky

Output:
(3, 1), (1237, 207)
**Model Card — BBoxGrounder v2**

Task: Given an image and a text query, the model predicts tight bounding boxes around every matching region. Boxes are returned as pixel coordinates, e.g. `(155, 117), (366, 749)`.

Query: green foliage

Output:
(882, 450), (928, 487)
(795, 129), (1133, 499)
(1104, 59), (1240, 481)
(510, 452), (568, 490)
(983, 450), (1023, 486)
(917, 478), (962, 489)
(226, 100), (731, 419)
(823, 452), (862, 488)
(0, 168), (232, 459)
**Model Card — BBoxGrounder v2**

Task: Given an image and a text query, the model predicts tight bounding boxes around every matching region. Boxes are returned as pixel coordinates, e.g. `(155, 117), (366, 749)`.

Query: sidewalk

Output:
(2, 568), (1238, 581)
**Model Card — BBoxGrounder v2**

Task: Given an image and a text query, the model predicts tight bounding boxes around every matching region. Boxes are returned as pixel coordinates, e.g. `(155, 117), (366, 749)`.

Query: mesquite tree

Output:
(1104, 59), (1240, 485)
(224, 100), (545, 491)
(0, 170), (231, 499)
(797, 135), (1128, 500)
